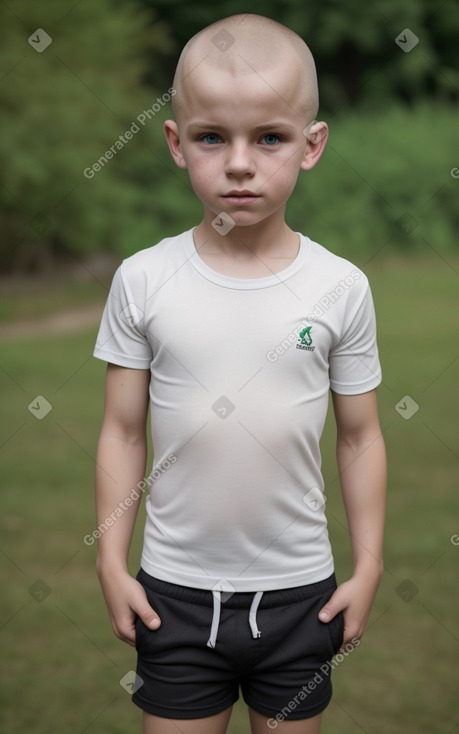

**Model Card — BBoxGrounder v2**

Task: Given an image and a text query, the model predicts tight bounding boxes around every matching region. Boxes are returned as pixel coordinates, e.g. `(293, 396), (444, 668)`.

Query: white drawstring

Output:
(207, 589), (264, 648)
(207, 590), (221, 648)
(249, 592), (263, 638)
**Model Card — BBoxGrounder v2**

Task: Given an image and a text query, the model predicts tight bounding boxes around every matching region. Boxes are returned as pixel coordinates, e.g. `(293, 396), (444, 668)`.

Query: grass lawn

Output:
(0, 252), (458, 734)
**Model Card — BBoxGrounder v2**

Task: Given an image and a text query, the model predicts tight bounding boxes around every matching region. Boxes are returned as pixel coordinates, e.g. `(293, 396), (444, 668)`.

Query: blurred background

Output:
(1, 1), (458, 733)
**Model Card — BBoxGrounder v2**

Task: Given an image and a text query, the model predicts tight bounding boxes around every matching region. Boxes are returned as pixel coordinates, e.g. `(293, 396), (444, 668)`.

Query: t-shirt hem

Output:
(139, 555), (335, 592)
(93, 348), (151, 370)
(329, 373), (382, 395)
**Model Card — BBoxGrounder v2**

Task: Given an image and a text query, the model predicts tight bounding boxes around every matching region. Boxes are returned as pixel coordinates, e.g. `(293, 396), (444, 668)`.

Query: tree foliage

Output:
(142, 0), (459, 113)
(0, 0), (174, 272)
(287, 103), (459, 261)
(1, 0), (458, 272)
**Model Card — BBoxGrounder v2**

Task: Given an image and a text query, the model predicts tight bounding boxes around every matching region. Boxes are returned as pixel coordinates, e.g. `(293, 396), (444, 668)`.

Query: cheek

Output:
(264, 158), (301, 197)
(184, 157), (218, 198)
(185, 150), (214, 176)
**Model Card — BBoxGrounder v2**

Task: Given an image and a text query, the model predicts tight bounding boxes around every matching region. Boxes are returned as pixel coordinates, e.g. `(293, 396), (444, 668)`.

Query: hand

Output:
(98, 568), (161, 647)
(318, 574), (381, 649)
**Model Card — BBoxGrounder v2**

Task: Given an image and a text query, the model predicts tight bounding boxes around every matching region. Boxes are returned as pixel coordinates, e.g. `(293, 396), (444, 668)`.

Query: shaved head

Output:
(171, 14), (319, 125)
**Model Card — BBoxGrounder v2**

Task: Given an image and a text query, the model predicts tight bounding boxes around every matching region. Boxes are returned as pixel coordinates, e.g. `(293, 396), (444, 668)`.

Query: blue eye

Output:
(202, 133), (221, 144)
(262, 134), (280, 146)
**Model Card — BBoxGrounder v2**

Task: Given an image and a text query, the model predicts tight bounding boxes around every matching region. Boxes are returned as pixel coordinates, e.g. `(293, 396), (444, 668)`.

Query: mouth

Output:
(222, 190), (261, 205)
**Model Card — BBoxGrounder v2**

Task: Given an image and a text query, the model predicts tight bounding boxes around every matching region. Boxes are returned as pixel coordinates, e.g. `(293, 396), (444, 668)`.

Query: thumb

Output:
(318, 592), (342, 623)
(137, 602), (161, 630)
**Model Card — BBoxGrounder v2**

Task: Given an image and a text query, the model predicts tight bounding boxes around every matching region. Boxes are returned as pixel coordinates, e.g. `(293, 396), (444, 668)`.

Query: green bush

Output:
(2, 0), (457, 273)
(121, 102), (459, 262)
(0, 0), (174, 272)
(286, 104), (458, 259)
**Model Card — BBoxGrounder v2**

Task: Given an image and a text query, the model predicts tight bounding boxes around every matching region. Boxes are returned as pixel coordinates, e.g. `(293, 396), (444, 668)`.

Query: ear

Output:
(300, 120), (329, 171)
(164, 120), (187, 170)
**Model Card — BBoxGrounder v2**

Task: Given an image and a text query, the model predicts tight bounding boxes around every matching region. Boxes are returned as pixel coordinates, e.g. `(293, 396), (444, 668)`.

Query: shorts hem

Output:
(243, 689), (332, 721)
(132, 691), (239, 720)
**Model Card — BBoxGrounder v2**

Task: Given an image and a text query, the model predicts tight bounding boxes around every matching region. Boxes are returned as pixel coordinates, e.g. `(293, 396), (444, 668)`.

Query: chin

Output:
(223, 212), (270, 227)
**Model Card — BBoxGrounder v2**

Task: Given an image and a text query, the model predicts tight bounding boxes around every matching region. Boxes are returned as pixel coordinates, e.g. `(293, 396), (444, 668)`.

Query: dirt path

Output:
(0, 304), (103, 340)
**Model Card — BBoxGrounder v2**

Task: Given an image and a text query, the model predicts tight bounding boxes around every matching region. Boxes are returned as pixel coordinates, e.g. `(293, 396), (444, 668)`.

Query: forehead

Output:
(179, 54), (306, 125)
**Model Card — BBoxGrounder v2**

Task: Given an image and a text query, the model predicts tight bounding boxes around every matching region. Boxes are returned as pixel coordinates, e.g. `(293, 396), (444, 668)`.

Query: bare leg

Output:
(249, 707), (322, 734)
(143, 705), (233, 734)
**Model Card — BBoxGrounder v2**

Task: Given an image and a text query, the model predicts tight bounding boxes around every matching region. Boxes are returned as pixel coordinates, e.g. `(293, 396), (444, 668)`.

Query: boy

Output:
(93, 13), (386, 734)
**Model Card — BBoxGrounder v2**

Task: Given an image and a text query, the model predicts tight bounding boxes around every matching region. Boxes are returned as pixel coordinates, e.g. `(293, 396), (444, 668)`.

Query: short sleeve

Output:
(93, 264), (152, 369)
(329, 277), (382, 395)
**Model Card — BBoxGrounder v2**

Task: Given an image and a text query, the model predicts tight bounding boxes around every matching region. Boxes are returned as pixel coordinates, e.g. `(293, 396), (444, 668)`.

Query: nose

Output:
(224, 140), (255, 177)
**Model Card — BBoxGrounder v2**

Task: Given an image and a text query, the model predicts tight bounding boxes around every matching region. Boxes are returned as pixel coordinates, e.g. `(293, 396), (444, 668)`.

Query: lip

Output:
(223, 189), (259, 199)
(224, 190), (260, 196)
(222, 190), (261, 205)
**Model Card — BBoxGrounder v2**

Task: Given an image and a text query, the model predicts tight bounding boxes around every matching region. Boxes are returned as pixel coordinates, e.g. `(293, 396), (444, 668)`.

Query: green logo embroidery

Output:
(299, 327), (313, 346)
(296, 326), (315, 352)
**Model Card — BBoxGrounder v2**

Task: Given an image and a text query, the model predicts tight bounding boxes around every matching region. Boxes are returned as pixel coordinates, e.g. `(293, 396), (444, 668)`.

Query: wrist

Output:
(352, 559), (384, 585)
(96, 552), (129, 579)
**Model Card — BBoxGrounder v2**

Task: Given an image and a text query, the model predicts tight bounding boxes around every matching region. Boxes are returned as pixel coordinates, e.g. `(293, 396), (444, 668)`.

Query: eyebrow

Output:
(187, 121), (297, 133)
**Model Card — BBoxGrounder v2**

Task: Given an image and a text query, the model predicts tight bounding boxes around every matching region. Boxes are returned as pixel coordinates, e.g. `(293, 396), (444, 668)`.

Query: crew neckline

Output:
(184, 228), (310, 290)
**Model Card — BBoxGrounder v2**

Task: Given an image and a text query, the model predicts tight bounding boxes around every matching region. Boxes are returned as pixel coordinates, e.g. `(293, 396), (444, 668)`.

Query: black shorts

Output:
(132, 568), (344, 722)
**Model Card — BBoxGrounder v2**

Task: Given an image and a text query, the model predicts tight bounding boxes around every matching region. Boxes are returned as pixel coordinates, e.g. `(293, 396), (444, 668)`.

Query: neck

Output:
(195, 209), (297, 259)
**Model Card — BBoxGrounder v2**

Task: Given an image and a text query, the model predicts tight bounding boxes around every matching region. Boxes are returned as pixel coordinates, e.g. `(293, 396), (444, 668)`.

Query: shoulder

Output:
(120, 229), (192, 281)
(303, 237), (371, 312)
(306, 237), (369, 286)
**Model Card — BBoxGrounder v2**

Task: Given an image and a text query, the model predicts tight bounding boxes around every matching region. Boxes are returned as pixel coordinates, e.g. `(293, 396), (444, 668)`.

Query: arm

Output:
(318, 388), (387, 647)
(95, 363), (161, 646)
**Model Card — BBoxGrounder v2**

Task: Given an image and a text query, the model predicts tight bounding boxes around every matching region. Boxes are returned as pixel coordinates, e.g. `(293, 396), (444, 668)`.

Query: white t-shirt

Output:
(94, 229), (382, 592)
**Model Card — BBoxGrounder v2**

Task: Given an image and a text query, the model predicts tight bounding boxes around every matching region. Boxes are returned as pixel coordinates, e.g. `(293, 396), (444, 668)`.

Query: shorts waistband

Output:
(137, 567), (336, 610)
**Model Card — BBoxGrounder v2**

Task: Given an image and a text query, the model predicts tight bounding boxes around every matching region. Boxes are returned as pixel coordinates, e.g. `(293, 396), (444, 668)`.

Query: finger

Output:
(318, 591), (345, 623)
(112, 619), (136, 646)
(120, 633), (136, 647)
(343, 626), (363, 647)
(339, 635), (361, 654)
(135, 602), (161, 630)
(129, 580), (162, 630)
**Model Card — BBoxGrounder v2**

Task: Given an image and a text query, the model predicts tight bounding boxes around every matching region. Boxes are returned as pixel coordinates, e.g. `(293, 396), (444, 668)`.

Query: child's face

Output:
(165, 61), (326, 229)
